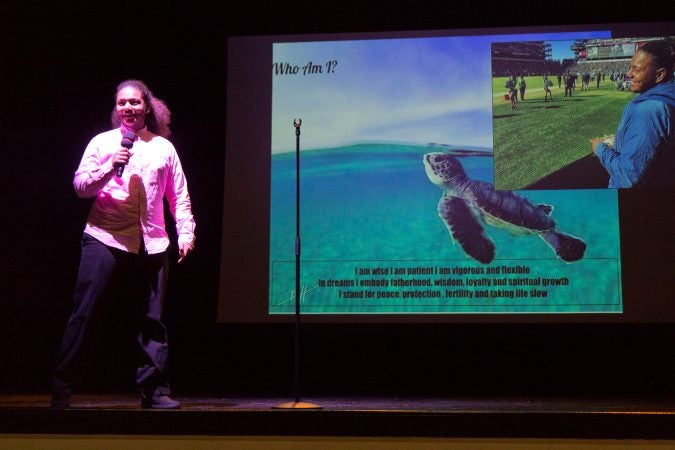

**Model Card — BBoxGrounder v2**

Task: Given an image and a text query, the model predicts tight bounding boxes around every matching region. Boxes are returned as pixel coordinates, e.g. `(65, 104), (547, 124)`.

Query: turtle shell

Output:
(463, 180), (555, 233)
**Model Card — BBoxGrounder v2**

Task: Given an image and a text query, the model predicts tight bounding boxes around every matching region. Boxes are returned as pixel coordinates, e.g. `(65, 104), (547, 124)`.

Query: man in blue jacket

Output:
(591, 40), (675, 188)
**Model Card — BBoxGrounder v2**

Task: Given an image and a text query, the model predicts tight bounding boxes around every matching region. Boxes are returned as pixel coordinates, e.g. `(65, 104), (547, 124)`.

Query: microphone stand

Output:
(273, 119), (321, 410)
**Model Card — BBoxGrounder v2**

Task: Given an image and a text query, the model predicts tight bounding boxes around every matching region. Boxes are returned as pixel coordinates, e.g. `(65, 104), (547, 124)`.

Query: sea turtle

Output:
(423, 152), (586, 264)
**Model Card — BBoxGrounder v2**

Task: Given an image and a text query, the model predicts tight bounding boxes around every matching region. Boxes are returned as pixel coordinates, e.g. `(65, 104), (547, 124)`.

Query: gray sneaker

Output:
(141, 388), (181, 409)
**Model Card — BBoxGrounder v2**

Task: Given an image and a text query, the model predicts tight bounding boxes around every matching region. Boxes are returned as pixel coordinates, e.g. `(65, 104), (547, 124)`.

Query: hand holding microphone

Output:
(115, 130), (136, 177)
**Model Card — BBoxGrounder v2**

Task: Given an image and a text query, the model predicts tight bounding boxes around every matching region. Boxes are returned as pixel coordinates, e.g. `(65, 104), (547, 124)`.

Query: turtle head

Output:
(423, 152), (469, 189)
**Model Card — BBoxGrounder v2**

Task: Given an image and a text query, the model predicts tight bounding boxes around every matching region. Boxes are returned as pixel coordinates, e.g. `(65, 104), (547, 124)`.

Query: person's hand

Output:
(177, 242), (194, 264)
(112, 147), (133, 168)
(589, 137), (603, 155)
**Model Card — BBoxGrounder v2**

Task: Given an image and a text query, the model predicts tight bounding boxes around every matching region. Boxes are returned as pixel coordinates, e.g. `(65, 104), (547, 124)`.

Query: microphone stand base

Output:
(272, 401), (323, 410)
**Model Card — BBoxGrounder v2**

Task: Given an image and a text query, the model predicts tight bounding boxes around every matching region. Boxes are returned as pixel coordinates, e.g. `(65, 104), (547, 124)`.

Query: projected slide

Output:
(269, 31), (622, 315)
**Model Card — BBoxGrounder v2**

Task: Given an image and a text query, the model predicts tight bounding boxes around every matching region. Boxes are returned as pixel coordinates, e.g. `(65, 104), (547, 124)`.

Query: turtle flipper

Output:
(438, 196), (495, 264)
(540, 231), (587, 262)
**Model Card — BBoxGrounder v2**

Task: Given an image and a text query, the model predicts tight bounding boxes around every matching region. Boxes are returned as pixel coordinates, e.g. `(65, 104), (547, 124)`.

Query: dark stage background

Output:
(1, 2), (674, 401)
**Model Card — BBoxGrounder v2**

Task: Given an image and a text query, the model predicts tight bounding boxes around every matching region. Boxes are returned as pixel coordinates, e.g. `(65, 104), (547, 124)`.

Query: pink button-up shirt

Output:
(73, 128), (196, 254)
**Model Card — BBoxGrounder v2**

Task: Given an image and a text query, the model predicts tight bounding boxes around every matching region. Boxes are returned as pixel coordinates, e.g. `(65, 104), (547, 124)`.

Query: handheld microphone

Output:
(117, 130), (136, 177)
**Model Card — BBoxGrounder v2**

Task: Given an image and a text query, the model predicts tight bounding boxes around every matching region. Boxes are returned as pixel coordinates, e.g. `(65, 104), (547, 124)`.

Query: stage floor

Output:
(2, 394), (675, 439)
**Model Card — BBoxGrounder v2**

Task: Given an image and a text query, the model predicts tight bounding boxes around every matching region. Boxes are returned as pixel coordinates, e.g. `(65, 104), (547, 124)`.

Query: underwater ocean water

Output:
(269, 143), (622, 314)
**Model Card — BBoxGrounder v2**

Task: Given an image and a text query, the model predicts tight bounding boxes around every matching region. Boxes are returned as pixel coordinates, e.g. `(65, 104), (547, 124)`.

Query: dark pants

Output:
(51, 233), (171, 398)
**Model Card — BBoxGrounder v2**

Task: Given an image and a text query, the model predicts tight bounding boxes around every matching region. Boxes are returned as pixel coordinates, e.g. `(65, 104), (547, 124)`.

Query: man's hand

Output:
(590, 137), (603, 155)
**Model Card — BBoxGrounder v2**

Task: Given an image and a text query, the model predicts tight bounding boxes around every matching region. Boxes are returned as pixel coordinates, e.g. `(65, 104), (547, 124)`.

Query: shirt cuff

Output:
(178, 234), (196, 248)
(101, 159), (115, 176)
(595, 142), (609, 160)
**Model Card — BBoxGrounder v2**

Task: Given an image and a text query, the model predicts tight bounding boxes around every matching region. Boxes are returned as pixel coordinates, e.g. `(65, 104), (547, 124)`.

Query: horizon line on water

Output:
(271, 139), (494, 156)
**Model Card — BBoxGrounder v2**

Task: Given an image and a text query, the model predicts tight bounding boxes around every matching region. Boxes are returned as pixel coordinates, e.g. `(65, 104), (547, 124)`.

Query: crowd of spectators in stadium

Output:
(569, 60), (630, 77)
(565, 60), (632, 89)
(492, 59), (566, 77)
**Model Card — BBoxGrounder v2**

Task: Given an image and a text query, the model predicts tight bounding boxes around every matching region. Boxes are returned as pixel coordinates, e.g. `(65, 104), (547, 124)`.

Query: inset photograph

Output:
(491, 37), (675, 190)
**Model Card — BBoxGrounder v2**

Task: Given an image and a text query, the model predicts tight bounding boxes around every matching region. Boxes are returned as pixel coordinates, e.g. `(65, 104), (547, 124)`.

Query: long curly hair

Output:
(110, 79), (172, 138)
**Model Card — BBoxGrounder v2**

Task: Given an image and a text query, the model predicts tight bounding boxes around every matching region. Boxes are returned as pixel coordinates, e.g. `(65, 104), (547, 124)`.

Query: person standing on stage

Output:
(590, 40), (675, 188)
(50, 79), (196, 409)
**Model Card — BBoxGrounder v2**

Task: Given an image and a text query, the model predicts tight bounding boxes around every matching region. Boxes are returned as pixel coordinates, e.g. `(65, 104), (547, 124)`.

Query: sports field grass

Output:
(492, 76), (633, 189)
